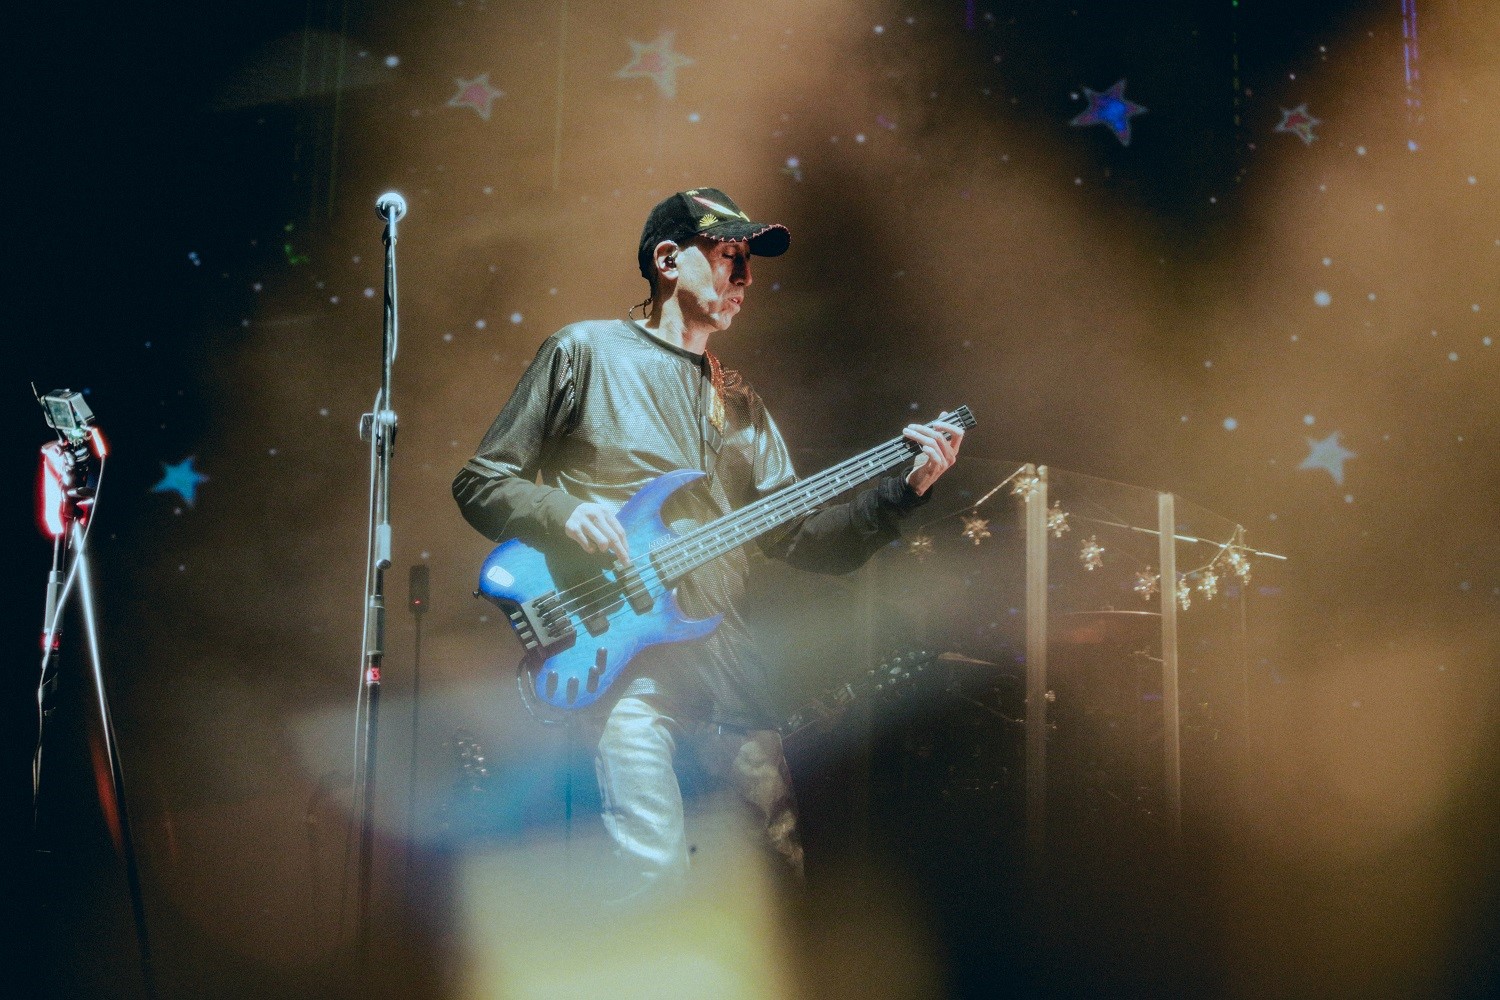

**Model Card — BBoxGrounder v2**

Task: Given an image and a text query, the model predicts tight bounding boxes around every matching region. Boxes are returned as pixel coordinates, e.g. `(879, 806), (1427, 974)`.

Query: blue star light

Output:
(152, 456), (208, 506)
(1070, 79), (1148, 147)
(1298, 431), (1355, 485)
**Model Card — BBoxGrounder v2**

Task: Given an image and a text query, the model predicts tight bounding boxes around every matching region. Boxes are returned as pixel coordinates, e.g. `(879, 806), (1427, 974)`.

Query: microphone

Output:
(375, 191), (408, 222)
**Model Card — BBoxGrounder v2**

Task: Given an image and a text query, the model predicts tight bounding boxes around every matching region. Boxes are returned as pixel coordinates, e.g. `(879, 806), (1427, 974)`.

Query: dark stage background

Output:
(8, 1), (1497, 997)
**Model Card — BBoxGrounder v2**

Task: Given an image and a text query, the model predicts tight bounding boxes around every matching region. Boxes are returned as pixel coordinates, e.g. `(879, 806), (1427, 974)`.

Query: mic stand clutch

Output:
(349, 192), (406, 954)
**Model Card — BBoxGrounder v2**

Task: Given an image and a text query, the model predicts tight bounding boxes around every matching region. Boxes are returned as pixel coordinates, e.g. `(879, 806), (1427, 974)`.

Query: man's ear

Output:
(653, 240), (681, 278)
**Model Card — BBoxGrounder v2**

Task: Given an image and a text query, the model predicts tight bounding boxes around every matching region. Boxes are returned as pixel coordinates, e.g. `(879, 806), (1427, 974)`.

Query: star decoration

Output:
(447, 73), (505, 120)
(1079, 535), (1105, 571)
(1011, 472), (1040, 499)
(1299, 430), (1356, 485)
(151, 456), (207, 507)
(1047, 502), (1071, 538)
(1069, 79), (1147, 147)
(962, 516), (992, 546)
(617, 31), (694, 99)
(1133, 569), (1160, 601)
(908, 532), (934, 561)
(1197, 570), (1219, 601)
(1274, 104), (1321, 145)
(1177, 578), (1192, 612)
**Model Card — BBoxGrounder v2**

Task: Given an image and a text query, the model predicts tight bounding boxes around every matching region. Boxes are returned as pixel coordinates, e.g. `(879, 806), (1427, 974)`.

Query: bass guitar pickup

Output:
(504, 592), (577, 652)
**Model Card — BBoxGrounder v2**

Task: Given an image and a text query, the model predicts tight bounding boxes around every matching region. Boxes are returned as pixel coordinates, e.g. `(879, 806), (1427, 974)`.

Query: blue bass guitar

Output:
(477, 406), (975, 710)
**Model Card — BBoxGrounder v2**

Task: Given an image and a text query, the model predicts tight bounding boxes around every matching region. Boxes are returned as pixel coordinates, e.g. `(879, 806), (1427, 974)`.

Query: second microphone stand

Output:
(351, 192), (405, 952)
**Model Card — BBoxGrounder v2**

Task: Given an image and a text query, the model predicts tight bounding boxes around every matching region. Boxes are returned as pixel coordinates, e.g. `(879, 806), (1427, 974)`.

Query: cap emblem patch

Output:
(690, 194), (749, 222)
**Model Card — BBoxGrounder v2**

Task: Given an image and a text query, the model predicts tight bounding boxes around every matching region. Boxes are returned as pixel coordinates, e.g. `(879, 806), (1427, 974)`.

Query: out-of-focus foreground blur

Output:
(9, 1), (1496, 997)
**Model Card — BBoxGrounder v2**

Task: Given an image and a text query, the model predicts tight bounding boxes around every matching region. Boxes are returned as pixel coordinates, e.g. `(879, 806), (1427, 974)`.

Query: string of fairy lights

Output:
(908, 465), (1281, 612)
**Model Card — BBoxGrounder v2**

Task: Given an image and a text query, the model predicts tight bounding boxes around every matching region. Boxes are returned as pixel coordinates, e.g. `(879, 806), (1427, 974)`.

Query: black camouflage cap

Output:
(637, 187), (790, 280)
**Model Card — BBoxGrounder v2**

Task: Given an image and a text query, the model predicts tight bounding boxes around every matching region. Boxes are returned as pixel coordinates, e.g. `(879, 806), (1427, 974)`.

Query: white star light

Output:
(1299, 431), (1356, 485)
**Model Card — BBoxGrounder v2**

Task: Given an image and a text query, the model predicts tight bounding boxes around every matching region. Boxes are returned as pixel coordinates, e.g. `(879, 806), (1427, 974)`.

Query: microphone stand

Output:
(350, 192), (405, 954)
(32, 393), (157, 999)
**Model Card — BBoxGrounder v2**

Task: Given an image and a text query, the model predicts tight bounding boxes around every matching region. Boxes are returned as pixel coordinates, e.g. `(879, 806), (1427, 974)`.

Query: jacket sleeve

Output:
(452, 335), (585, 543)
(750, 400), (931, 574)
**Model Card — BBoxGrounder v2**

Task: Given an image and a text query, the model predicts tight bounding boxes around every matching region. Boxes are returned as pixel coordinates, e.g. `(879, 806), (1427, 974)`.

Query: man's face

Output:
(672, 236), (753, 332)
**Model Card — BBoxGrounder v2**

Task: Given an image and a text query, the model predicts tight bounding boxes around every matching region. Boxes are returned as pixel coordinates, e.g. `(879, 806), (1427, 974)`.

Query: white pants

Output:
(593, 692), (804, 899)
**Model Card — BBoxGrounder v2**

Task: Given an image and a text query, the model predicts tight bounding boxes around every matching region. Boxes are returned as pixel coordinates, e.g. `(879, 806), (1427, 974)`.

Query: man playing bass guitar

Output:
(453, 187), (963, 899)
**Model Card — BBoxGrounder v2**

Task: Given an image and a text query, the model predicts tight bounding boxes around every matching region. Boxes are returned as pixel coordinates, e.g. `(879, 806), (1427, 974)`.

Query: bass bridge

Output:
(499, 563), (658, 653)
(503, 591), (576, 652)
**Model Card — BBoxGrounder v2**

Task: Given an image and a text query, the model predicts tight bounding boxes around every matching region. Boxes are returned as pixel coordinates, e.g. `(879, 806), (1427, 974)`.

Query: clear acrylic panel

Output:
(750, 455), (1265, 860)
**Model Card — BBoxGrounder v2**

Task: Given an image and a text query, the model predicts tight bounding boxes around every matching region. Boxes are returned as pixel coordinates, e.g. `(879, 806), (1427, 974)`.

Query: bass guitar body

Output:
(477, 468), (720, 711)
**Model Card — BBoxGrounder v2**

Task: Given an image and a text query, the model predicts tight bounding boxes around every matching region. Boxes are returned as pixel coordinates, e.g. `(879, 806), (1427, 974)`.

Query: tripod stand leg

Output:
(358, 664), (381, 954)
(35, 537), (81, 818)
(75, 526), (158, 999)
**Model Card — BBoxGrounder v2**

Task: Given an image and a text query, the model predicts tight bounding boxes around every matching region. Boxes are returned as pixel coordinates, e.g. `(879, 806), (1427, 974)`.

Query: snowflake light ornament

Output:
(1047, 502), (1071, 538)
(1079, 535), (1105, 571)
(1133, 568), (1160, 601)
(962, 515), (992, 546)
(1197, 569), (1219, 601)
(1011, 471), (1040, 499)
(1227, 547), (1252, 582)
(1176, 577), (1193, 611)
(908, 532), (934, 561)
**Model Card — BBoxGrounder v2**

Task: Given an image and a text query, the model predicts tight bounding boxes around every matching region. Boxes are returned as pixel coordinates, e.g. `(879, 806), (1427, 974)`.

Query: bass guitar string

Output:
(539, 410), (970, 627)
(657, 433), (916, 563)
(654, 438), (911, 578)
(656, 405), (971, 575)
(543, 435), (915, 627)
(539, 409), (971, 628)
(543, 433), (912, 623)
